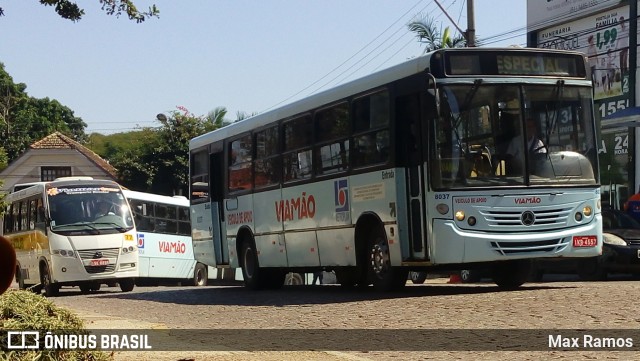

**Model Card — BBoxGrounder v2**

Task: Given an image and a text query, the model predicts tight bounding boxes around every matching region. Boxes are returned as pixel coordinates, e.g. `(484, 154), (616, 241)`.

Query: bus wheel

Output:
(368, 226), (408, 291)
(79, 284), (91, 294)
(40, 264), (59, 297)
(491, 260), (531, 290)
(192, 263), (208, 286)
(284, 272), (304, 286)
(409, 271), (427, 284)
(241, 240), (264, 290)
(119, 278), (135, 292)
(91, 283), (101, 291)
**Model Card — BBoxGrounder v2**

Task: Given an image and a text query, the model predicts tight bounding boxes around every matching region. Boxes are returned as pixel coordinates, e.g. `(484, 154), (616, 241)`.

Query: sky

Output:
(0, 0), (527, 135)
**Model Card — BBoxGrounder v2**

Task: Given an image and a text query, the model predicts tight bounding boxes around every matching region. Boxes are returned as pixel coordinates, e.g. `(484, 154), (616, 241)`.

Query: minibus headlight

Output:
(583, 206), (592, 217)
(455, 210), (465, 221)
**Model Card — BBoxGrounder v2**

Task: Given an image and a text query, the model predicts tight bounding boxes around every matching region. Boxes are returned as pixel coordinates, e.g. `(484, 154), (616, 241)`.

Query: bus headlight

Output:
(455, 210), (465, 221)
(583, 206), (592, 217)
(575, 212), (583, 222)
(122, 246), (137, 254)
(54, 249), (76, 257)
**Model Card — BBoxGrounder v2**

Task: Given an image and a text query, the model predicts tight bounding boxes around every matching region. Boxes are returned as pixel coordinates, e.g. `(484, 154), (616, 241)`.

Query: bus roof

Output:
(189, 47), (588, 151)
(122, 189), (189, 207)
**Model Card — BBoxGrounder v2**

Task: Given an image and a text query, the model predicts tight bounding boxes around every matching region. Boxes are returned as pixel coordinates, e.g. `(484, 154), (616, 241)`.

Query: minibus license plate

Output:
(90, 259), (109, 266)
(572, 235), (597, 247)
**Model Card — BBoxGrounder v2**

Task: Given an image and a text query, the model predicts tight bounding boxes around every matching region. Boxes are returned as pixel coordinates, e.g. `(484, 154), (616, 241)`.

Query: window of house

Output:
(41, 166), (72, 181)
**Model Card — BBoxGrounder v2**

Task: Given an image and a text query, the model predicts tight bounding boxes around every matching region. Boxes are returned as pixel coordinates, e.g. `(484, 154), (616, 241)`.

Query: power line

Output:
(260, 0), (430, 113)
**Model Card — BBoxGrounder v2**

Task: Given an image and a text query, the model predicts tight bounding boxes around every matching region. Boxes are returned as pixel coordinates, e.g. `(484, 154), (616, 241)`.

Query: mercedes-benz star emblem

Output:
(94, 251), (103, 258)
(521, 211), (535, 226)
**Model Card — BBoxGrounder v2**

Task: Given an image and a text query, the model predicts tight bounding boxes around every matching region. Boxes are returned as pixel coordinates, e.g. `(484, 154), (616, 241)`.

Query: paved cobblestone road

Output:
(43, 276), (640, 360)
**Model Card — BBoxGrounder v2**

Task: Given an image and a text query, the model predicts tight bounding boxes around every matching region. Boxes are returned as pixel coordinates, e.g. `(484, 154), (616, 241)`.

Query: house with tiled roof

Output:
(0, 132), (117, 193)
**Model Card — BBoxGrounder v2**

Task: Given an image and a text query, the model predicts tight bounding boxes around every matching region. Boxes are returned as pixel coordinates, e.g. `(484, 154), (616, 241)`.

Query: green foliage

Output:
(0, 290), (112, 361)
(407, 15), (468, 53)
(98, 109), (217, 195)
(0, 63), (87, 162)
(0, 1), (159, 23)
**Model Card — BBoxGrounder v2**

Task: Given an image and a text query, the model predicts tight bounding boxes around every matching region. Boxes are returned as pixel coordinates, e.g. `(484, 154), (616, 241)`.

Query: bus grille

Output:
(491, 237), (569, 255)
(479, 207), (573, 228)
(76, 248), (119, 274)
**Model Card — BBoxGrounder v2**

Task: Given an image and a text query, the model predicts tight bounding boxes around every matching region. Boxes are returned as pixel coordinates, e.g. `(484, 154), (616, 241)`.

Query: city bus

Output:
(0, 177), (138, 296)
(189, 47), (603, 291)
(123, 189), (210, 286)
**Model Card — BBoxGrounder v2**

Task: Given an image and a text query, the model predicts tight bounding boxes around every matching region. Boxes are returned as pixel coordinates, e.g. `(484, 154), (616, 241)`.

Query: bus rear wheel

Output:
(192, 263), (208, 286)
(368, 225), (408, 291)
(241, 240), (264, 290)
(40, 263), (59, 297)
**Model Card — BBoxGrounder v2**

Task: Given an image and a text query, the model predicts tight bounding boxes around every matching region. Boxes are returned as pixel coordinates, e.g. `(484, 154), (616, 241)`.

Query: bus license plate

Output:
(573, 235), (597, 247)
(90, 259), (109, 266)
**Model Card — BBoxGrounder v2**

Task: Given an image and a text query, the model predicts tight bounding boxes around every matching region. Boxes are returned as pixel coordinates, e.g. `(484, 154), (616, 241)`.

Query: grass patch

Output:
(0, 289), (113, 361)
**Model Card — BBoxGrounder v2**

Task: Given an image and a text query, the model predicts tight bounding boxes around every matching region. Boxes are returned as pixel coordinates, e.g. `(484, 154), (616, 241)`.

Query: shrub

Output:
(0, 289), (112, 361)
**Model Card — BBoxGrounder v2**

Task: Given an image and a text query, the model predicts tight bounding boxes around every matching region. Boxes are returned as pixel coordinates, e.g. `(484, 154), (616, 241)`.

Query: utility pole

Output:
(467, 0), (476, 47)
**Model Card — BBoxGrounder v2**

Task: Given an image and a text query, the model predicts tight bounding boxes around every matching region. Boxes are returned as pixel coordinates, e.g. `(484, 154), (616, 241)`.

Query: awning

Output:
(602, 107), (640, 129)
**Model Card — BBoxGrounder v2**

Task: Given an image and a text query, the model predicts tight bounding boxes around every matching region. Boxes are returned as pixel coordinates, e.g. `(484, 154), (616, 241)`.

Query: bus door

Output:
(209, 146), (229, 265)
(396, 92), (429, 260)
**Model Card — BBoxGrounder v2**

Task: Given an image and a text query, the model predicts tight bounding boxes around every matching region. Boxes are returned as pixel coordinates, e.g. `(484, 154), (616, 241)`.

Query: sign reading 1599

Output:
(599, 99), (629, 117)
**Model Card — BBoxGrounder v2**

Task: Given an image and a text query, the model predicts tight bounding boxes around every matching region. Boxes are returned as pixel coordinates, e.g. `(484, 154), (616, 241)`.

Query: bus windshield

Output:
(432, 83), (598, 188)
(47, 185), (134, 234)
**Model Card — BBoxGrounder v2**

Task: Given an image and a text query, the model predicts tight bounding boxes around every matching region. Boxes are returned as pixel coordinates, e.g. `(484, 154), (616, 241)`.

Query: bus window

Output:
(254, 126), (280, 188)
(283, 115), (313, 182)
(228, 135), (253, 192)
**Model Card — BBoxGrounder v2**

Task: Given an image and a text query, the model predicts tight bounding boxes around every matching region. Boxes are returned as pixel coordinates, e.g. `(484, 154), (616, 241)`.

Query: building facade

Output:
(527, 0), (638, 208)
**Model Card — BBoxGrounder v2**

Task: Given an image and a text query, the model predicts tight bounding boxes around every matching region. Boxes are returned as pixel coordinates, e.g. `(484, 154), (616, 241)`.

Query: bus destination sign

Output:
(496, 55), (574, 76)
(444, 51), (585, 78)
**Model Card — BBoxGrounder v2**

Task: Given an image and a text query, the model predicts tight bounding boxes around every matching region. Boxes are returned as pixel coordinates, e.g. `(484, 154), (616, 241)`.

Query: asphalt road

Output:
(31, 275), (640, 360)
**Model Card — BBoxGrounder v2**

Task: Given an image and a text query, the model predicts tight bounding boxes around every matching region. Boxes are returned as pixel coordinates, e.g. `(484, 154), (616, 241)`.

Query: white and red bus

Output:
(189, 47), (603, 291)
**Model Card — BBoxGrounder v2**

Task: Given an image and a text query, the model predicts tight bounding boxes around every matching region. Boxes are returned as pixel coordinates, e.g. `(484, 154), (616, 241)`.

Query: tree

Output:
(407, 16), (467, 53)
(207, 106), (229, 128)
(0, 63), (87, 162)
(109, 108), (218, 195)
(0, 0), (159, 23)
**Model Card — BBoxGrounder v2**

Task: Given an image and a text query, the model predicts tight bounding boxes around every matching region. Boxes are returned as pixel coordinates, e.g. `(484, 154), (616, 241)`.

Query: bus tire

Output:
(368, 224), (408, 291)
(40, 263), (59, 297)
(80, 284), (91, 294)
(491, 260), (531, 290)
(409, 271), (428, 284)
(284, 272), (304, 285)
(240, 239), (265, 290)
(192, 263), (208, 286)
(119, 278), (135, 292)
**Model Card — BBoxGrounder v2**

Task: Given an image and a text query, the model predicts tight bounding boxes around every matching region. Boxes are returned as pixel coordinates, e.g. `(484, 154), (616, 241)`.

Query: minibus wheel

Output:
(119, 278), (135, 292)
(240, 239), (264, 290)
(40, 263), (59, 297)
